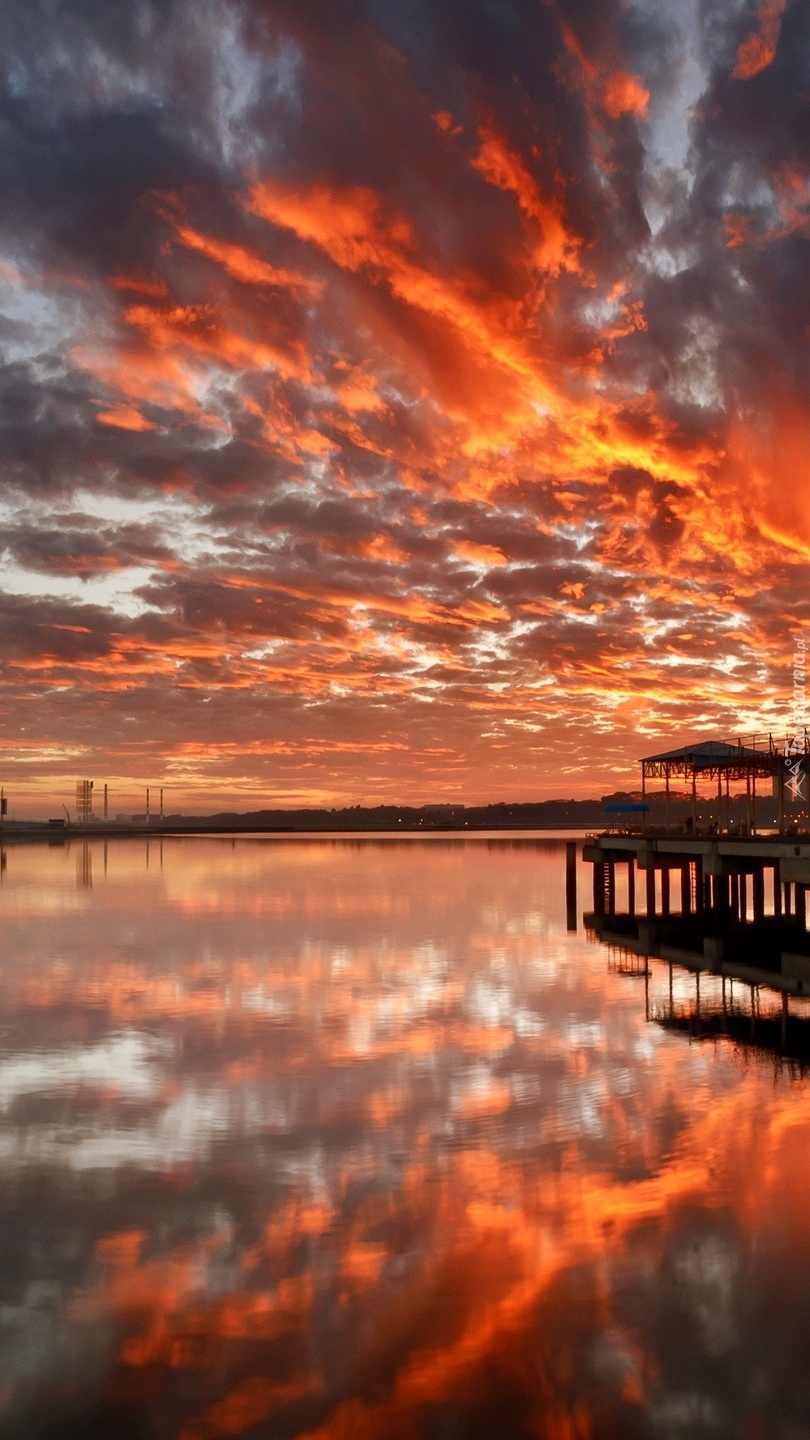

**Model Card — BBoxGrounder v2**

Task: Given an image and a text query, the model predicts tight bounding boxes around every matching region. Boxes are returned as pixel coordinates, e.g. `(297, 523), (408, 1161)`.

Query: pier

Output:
(583, 832), (810, 932)
(583, 833), (810, 1063)
(580, 732), (810, 1048)
(583, 732), (810, 934)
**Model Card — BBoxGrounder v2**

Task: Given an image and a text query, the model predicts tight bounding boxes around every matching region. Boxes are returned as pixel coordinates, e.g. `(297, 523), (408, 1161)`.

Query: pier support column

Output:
(713, 873), (730, 918)
(784, 881), (792, 918)
(693, 858), (703, 914)
(740, 872), (748, 922)
(661, 868), (670, 917)
(752, 867), (765, 923)
(606, 863), (616, 916)
(566, 842), (577, 932)
(796, 884), (807, 930)
(593, 861), (605, 916)
(773, 865), (782, 918)
(627, 861), (636, 916)
(730, 872), (740, 921)
(680, 864), (690, 916)
(645, 868), (656, 917)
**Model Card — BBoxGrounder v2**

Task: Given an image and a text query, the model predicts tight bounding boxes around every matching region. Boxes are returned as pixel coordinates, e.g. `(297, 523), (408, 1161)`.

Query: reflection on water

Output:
(76, 843), (93, 890)
(2, 837), (810, 1438)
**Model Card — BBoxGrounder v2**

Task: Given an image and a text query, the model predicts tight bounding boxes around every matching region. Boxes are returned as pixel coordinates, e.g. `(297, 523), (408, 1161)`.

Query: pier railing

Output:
(733, 731), (810, 754)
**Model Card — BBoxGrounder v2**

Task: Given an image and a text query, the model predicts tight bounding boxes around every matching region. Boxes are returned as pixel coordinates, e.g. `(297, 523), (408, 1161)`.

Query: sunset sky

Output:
(2, 0), (809, 815)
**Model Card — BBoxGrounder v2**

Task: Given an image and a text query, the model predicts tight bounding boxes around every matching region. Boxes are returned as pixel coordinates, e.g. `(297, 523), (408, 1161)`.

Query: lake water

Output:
(2, 835), (810, 1439)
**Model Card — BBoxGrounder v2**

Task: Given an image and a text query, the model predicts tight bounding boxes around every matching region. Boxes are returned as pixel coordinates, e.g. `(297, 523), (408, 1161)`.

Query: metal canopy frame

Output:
(639, 734), (810, 836)
(642, 740), (780, 785)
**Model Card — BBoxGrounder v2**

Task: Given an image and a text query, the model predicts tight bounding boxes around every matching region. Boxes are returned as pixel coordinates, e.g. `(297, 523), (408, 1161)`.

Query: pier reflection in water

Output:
(5, 836), (810, 1438)
(591, 919), (810, 1070)
(584, 831), (810, 1073)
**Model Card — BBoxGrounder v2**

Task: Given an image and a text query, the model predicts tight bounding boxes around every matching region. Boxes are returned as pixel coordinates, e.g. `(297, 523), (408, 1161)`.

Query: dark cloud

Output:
(0, 517), (172, 577)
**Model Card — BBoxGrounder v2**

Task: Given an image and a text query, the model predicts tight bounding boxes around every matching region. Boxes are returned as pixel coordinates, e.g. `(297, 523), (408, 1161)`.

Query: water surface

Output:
(1, 836), (810, 1439)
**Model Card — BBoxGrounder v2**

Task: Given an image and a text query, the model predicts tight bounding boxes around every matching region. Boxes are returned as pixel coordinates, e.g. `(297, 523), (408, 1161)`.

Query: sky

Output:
(1, 0), (809, 816)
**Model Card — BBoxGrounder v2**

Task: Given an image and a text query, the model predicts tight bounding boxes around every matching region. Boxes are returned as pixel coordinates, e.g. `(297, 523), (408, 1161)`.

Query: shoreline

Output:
(0, 821), (593, 841)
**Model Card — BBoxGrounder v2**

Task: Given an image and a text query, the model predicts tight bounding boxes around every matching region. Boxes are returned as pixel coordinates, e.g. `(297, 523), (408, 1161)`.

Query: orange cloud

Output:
(723, 212), (751, 248)
(245, 176), (559, 405)
(74, 339), (224, 427)
(172, 223), (320, 295)
(110, 273), (168, 298)
(455, 541), (508, 567)
(733, 0), (788, 79)
(433, 110), (458, 133)
(471, 123), (581, 273)
(601, 71), (650, 119)
(246, 179), (416, 273)
(724, 398), (810, 558)
(122, 301), (314, 384)
(95, 403), (156, 432)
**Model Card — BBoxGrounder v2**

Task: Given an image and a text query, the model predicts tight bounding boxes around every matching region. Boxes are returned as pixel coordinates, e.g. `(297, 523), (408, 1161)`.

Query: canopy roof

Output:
(637, 734), (808, 826)
(642, 740), (764, 770)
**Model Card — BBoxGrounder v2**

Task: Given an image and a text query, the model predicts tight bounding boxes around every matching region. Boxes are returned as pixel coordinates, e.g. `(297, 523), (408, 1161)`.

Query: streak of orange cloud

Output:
(73, 339), (225, 428)
(122, 301), (314, 384)
(173, 223), (321, 295)
(245, 176), (561, 405)
(472, 122), (581, 273)
(179, 1377), (313, 1440)
(96, 403), (156, 432)
(110, 273), (169, 298)
(455, 541), (508, 567)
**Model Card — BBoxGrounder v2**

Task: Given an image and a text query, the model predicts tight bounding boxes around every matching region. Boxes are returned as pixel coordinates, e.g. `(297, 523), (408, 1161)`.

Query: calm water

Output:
(2, 836), (810, 1440)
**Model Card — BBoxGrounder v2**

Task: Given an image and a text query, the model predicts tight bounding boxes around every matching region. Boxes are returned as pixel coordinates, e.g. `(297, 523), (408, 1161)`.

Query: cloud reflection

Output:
(1, 839), (810, 1437)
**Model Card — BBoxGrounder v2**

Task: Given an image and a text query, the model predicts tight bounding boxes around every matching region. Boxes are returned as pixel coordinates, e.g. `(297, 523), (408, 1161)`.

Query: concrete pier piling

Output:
(583, 835), (810, 926)
(565, 841), (577, 931)
(581, 833), (810, 1052)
